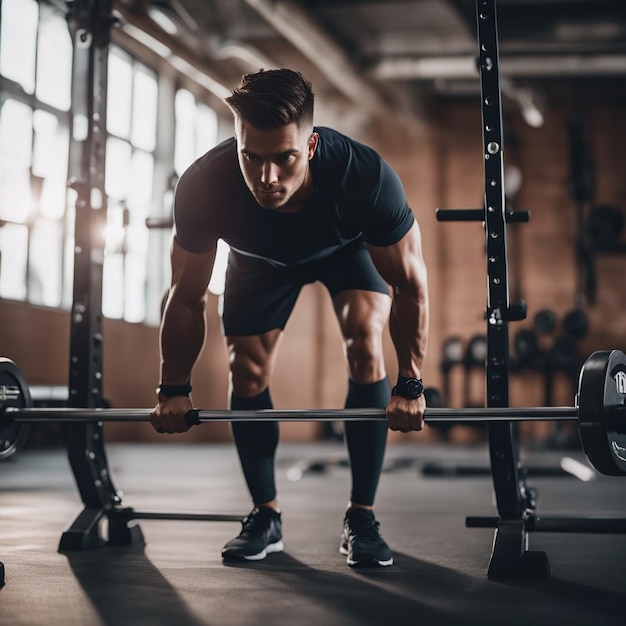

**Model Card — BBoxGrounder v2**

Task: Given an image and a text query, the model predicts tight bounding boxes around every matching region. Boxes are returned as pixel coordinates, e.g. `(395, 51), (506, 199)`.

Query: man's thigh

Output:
(317, 240), (389, 298)
(221, 252), (304, 336)
(222, 242), (389, 336)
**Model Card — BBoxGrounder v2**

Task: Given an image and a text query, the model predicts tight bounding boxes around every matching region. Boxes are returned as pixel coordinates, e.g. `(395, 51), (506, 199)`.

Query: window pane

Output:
(126, 220), (149, 254)
(208, 239), (230, 296)
(124, 252), (146, 323)
(0, 100), (34, 222)
(174, 89), (196, 175)
(0, 0), (38, 93)
(0, 223), (28, 299)
(197, 103), (218, 154)
(103, 201), (126, 319)
(102, 253), (124, 319)
(0, 100), (34, 168)
(106, 49), (133, 139)
(131, 66), (158, 151)
(175, 92), (219, 175)
(32, 110), (59, 177)
(36, 7), (72, 110)
(62, 196), (76, 308)
(28, 219), (63, 307)
(33, 110), (70, 219)
(105, 137), (132, 201)
(105, 202), (125, 251)
(127, 150), (154, 219)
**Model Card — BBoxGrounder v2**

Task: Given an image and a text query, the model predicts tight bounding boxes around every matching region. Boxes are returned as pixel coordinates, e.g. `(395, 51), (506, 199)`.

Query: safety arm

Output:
(367, 221), (429, 380)
(159, 237), (217, 386)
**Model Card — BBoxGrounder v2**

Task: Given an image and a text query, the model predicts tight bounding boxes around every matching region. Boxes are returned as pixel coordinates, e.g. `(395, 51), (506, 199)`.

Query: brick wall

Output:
(427, 94), (626, 444)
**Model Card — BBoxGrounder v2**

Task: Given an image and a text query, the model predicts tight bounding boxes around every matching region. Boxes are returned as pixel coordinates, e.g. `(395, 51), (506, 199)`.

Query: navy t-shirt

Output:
(173, 127), (414, 267)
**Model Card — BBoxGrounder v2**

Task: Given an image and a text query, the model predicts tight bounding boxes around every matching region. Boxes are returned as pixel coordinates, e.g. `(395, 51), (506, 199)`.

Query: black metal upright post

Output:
(475, 0), (548, 578)
(60, 0), (143, 551)
(477, 0), (520, 517)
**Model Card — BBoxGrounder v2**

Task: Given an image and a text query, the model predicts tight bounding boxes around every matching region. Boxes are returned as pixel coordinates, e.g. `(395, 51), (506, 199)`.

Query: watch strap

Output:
(157, 383), (192, 397)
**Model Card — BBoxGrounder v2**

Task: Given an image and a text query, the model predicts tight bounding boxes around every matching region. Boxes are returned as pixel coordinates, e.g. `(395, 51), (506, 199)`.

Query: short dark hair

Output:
(225, 69), (314, 130)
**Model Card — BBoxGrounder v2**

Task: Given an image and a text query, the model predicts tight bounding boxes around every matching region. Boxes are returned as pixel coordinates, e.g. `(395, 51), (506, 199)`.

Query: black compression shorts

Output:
(221, 240), (390, 336)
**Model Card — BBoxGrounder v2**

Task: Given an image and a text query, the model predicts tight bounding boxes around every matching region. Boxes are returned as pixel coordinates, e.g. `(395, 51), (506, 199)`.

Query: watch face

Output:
(405, 378), (424, 398)
(394, 377), (424, 399)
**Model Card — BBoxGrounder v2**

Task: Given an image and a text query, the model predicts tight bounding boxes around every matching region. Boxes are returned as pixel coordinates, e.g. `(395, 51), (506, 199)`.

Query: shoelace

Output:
(240, 510), (272, 535)
(348, 515), (381, 540)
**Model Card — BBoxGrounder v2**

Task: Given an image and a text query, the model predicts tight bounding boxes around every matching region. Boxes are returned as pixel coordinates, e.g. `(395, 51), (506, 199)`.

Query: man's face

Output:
(236, 120), (318, 212)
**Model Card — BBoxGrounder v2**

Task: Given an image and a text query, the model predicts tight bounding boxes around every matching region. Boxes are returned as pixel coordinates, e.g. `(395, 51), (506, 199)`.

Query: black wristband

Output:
(156, 383), (192, 397)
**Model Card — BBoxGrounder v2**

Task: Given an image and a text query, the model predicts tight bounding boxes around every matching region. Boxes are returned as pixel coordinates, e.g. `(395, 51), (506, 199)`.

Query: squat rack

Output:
(55, 0), (571, 578)
(60, 0), (137, 552)
(437, 0), (549, 577)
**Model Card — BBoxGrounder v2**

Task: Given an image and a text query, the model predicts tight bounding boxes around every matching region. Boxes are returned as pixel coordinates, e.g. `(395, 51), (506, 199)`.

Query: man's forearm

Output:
(367, 222), (430, 381)
(159, 295), (207, 385)
(389, 282), (428, 379)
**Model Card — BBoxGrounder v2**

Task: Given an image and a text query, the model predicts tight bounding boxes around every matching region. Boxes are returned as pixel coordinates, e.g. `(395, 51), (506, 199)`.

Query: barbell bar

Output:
(1, 350), (625, 475)
(1, 406), (580, 423)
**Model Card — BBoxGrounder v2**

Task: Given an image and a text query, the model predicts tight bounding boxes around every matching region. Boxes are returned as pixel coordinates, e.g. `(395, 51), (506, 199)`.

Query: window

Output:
(0, 0), (38, 95)
(174, 88), (226, 295)
(0, 0), (71, 307)
(36, 8), (73, 111)
(174, 88), (218, 177)
(0, 0), (222, 323)
(103, 48), (158, 322)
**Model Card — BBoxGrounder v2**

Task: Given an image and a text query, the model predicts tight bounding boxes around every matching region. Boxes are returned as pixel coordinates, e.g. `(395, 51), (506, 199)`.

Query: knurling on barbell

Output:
(0, 351), (625, 475)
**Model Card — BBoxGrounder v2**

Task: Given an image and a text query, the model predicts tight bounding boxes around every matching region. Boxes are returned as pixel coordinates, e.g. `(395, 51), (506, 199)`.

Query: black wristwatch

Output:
(391, 376), (424, 400)
(156, 383), (192, 397)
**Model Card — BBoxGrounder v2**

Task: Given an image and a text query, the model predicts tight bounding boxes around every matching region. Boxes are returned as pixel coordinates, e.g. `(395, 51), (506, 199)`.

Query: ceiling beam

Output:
(370, 53), (626, 80)
(113, 3), (232, 101)
(243, 0), (388, 117)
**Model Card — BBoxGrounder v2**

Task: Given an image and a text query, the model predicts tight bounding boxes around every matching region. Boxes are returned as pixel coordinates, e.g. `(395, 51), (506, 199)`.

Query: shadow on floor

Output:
(222, 550), (625, 626)
(65, 545), (210, 626)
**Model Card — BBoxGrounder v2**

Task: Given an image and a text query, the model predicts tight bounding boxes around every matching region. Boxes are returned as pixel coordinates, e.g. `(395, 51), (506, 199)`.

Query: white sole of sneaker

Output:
(347, 556), (394, 567)
(241, 539), (284, 561)
(340, 545), (393, 567)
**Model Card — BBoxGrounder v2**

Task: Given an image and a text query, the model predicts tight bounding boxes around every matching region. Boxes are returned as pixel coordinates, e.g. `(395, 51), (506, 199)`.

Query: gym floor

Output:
(1, 440), (624, 626)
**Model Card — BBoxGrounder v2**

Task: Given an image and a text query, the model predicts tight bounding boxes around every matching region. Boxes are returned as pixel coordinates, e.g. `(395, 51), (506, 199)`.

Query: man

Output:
(151, 69), (429, 568)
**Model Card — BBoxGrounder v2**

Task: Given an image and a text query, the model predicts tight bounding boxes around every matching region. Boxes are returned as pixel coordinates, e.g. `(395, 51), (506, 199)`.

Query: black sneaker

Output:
(222, 507), (284, 561)
(340, 508), (393, 568)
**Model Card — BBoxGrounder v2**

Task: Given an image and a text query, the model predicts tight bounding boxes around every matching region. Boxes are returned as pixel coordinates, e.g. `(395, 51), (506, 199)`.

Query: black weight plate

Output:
(562, 308), (589, 339)
(578, 350), (626, 476)
(465, 334), (487, 367)
(513, 328), (539, 366)
(0, 358), (32, 460)
(586, 204), (624, 249)
(533, 308), (557, 336)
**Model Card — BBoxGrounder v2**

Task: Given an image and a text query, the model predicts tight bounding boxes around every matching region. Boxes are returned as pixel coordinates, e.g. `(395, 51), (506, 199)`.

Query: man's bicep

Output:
(367, 221), (426, 291)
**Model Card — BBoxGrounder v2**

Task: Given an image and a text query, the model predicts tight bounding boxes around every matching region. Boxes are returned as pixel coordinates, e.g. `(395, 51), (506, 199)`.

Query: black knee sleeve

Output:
(343, 378), (390, 506)
(230, 388), (279, 504)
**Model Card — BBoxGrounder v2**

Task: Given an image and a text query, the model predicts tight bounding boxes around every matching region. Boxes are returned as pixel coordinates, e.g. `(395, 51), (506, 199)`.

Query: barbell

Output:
(1, 350), (625, 475)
